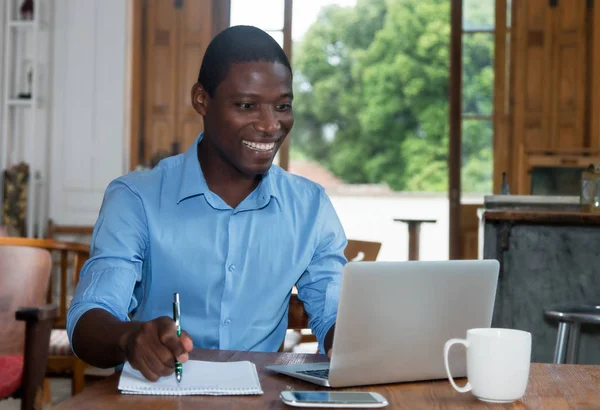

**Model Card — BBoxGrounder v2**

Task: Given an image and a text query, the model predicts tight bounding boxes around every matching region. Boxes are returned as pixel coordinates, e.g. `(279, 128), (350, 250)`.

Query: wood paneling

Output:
(133, 0), (223, 169)
(549, 0), (588, 150)
(514, 0), (553, 154)
(506, 0), (597, 195)
(592, 0), (600, 148)
(459, 204), (482, 260)
(143, 0), (179, 163)
(176, 0), (212, 153)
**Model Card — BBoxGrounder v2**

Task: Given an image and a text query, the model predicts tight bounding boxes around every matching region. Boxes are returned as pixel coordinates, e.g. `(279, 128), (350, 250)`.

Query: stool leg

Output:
(553, 322), (570, 364)
(407, 222), (421, 261)
(566, 322), (581, 364)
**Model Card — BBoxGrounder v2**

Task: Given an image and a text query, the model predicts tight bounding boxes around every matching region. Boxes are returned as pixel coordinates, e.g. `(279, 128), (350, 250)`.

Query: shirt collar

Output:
(255, 166), (282, 209)
(177, 133), (209, 204)
(176, 133), (282, 207)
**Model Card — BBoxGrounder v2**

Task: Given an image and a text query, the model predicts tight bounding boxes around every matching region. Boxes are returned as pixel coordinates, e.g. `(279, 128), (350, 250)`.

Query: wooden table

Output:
(393, 218), (437, 260)
(53, 349), (600, 409)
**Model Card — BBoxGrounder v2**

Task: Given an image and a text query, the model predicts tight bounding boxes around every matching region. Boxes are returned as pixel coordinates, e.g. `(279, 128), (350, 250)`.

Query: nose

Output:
(254, 106), (281, 134)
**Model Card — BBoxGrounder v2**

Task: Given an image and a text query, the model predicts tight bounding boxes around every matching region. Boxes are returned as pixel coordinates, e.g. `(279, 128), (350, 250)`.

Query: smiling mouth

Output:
(242, 140), (276, 152)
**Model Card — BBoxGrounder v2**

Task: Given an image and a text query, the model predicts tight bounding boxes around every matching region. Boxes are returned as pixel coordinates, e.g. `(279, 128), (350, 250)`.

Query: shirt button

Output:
(228, 264), (236, 272)
(224, 319), (231, 326)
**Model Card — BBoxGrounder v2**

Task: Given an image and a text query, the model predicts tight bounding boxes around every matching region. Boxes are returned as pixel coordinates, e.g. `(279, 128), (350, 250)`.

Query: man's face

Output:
(197, 61), (294, 176)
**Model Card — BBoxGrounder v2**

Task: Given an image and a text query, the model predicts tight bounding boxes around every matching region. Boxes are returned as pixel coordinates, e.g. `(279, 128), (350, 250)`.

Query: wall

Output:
(329, 193), (484, 262)
(0, 4), (5, 139)
(48, 0), (128, 226)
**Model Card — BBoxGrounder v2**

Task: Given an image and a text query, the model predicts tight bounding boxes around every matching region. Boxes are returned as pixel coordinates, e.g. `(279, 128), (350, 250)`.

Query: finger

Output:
(144, 343), (175, 377)
(160, 330), (188, 359)
(327, 348), (333, 359)
(176, 352), (189, 363)
(160, 328), (193, 360)
(180, 330), (194, 352)
(138, 354), (163, 382)
(150, 340), (178, 371)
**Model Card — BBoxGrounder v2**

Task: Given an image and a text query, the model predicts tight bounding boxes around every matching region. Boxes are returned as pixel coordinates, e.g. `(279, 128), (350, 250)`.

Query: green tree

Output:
(291, 0), (494, 193)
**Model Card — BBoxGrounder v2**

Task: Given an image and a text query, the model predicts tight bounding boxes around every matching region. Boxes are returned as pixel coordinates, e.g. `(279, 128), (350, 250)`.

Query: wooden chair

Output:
(344, 239), (382, 262)
(0, 237), (90, 396)
(46, 219), (93, 244)
(0, 246), (57, 410)
(286, 239), (382, 348)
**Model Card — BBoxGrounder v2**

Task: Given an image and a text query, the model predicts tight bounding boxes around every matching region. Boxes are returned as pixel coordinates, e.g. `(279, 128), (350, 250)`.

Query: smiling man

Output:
(67, 26), (347, 382)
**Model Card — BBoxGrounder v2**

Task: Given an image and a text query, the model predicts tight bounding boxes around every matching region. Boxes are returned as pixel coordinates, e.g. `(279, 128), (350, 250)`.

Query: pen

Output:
(173, 292), (182, 383)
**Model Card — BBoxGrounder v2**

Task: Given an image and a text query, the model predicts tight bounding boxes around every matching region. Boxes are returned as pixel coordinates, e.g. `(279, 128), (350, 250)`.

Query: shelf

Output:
(6, 99), (34, 107)
(8, 20), (35, 29)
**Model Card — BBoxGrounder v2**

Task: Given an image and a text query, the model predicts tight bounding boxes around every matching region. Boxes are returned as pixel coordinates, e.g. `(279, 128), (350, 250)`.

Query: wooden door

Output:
(143, 0), (179, 164)
(510, 0), (594, 193)
(512, 0), (555, 153)
(139, 0), (215, 167)
(548, 0), (590, 150)
(176, 1), (212, 153)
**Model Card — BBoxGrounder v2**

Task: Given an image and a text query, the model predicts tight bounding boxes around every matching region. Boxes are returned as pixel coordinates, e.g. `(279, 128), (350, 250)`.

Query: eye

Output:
(276, 103), (292, 112)
(235, 103), (254, 110)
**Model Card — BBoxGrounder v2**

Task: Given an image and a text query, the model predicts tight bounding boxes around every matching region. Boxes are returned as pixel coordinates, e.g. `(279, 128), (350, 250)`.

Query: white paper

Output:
(118, 360), (263, 396)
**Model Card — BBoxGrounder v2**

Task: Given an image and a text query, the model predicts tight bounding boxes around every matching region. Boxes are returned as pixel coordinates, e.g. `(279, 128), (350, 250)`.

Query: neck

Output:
(197, 139), (261, 208)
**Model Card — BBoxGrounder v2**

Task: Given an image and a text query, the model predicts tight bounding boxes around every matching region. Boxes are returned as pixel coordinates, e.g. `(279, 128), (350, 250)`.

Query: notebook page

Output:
(118, 360), (263, 396)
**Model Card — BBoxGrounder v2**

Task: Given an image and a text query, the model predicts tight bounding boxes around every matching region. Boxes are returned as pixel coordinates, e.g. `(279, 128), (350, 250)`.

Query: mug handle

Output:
(444, 338), (472, 393)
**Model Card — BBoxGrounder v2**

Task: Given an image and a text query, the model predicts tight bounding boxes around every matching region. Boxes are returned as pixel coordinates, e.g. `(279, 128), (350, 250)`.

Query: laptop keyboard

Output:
(297, 369), (330, 379)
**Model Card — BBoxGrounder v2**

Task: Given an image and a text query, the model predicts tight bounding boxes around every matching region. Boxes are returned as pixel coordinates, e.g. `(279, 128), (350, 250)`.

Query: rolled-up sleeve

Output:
(296, 191), (347, 353)
(66, 180), (148, 344)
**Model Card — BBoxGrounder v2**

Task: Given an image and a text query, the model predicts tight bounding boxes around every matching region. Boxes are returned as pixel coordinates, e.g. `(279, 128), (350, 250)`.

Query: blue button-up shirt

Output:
(67, 134), (347, 354)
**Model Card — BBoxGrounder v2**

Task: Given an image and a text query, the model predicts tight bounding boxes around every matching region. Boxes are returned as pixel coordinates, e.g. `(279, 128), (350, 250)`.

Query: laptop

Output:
(266, 259), (499, 388)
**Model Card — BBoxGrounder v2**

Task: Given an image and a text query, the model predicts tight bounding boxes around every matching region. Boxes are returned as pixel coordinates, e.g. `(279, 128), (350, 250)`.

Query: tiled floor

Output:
(0, 378), (71, 409)
(0, 371), (114, 409)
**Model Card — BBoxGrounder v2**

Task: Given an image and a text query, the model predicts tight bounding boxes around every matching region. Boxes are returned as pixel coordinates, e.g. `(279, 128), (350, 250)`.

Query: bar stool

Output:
(393, 218), (437, 260)
(544, 304), (600, 364)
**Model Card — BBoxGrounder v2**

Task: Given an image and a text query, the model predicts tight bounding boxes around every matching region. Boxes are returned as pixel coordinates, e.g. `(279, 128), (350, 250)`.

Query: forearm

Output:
(71, 308), (141, 368)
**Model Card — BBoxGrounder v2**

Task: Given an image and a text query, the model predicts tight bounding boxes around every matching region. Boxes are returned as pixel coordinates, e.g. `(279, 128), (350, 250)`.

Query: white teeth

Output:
(243, 140), (275, 152)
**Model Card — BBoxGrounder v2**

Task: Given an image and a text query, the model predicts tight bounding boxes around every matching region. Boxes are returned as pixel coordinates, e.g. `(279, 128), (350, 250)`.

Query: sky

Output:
(230, 0), (358, 41)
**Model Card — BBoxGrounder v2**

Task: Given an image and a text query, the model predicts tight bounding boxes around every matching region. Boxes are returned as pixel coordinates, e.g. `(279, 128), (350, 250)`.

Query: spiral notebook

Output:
(118, 360), (263, 396)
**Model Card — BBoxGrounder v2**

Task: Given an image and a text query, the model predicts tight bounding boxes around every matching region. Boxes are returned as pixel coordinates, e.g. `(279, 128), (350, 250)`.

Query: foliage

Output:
(291, 0), (495, 193)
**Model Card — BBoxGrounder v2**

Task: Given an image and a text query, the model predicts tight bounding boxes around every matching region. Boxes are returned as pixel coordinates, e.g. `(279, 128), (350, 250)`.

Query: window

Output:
(230, 0), (286, 48)
(461, 0), (496, 195)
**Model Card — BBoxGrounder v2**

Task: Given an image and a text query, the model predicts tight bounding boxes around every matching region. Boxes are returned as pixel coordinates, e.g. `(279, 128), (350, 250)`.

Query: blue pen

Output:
(173, 293), (182, 383)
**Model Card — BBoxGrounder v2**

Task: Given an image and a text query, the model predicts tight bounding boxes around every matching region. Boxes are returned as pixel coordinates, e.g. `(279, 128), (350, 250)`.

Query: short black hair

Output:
(198, 25), (292, 97)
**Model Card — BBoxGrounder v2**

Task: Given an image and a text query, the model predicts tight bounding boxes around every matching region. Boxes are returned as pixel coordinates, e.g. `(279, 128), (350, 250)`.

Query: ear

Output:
(191, 82), (208, 116)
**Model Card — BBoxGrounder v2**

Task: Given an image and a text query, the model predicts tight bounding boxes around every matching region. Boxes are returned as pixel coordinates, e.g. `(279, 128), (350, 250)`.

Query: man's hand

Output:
(327, 348), (333, 358)
(119, 316), (193, 381)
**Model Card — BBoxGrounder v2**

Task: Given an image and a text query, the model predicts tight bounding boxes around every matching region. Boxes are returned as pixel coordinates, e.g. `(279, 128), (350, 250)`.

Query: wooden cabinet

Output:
(513, 0), (590, 152)
(132, 0), (226, 168)
(459, 204), (482, 260)
(497, 0), (600, 194)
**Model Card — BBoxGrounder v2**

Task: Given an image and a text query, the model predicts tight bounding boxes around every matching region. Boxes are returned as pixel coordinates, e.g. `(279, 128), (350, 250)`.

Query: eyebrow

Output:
(230, 92), (294, 100)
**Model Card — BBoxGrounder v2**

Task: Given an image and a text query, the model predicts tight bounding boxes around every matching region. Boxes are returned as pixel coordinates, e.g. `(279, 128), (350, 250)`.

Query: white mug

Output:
(444, 328), (532, 403)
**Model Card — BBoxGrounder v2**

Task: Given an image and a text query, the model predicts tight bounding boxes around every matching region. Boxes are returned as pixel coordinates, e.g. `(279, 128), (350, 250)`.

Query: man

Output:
(67, 26), (347, 382)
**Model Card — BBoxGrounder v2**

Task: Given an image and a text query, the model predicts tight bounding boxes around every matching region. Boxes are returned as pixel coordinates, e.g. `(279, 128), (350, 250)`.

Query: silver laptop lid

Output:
(328, 259), (499, 387)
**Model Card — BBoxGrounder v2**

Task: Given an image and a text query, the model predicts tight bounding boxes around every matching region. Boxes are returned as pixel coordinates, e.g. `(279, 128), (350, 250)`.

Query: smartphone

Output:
(280, 391), (388, 408)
